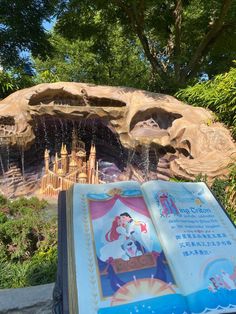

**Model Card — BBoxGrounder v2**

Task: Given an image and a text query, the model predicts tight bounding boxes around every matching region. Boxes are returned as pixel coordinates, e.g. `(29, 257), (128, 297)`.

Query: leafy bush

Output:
(226, 165), (236, 223)
(194, 170), (236, 225)
(0, 71), (17, 98)
(26, 246), (57, 286)
(175, 63), (236, 137)
(0, 196), (57, 288)
(0, 68), (35, 99)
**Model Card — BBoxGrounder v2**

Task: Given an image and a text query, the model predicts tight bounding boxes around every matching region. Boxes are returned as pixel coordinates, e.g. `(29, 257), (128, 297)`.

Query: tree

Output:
(55, 0), (236, 92)
(0, 68), (34, 99)
(34, 27), (151, 89)
(0, 71), (17, 98)
(0, 0), (58, 68)
(176, 62), (236, 138)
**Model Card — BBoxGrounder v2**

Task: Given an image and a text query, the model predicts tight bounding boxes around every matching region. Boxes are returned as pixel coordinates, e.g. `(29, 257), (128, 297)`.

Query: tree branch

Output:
(173, 0), (182, 81)
(182, 0), (233, 82)
(113, 0), (168, 81)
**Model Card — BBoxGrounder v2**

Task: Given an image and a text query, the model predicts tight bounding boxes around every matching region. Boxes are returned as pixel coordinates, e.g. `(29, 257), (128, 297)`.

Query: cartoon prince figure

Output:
(100, 212), (152, 261)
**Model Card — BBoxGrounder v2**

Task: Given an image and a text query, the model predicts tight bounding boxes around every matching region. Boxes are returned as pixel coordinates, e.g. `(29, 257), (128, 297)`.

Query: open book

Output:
(56, 180), (236, 314)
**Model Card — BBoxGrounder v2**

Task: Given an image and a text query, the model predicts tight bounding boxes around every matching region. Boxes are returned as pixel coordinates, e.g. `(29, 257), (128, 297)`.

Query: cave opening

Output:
(0, 115), (177, 198)
(0, 116), (127, 177)
(31, 116), (126, 168)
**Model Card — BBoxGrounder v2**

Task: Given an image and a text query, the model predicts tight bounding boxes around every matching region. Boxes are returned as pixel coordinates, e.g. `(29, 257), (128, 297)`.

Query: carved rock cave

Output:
(0, 82), (235, 198)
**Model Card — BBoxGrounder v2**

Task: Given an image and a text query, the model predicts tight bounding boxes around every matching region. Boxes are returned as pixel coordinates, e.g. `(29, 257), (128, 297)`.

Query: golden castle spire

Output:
(44, 149), (50, 158)
(60, 143), (67, 155)
(95, 161), (99, 183)
(54, 152), (58, 174)
(44, 149), (50, 174)
(90, 143), (96, 155)
(88, 143), (96, 183)
(60, 143), (68, 174)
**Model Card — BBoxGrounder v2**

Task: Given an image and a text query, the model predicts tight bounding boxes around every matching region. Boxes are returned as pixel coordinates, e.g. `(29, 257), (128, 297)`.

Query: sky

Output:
(43, 17), (56, 31)
(19, 18), (56, 63)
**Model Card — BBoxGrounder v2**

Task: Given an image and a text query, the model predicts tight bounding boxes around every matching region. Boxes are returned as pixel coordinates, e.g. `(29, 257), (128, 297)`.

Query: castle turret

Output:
(76, 149), (86, 171)
(78, 172), (88, 184)
(44, 149), (50, 174)
(95, 161), (99, 184)
(60, 144), (68, 175)
(88, 144), (96, 183)
(52, 152), (58, 174)
(57, 168), (64, 177)
(69, 155), (78, 173)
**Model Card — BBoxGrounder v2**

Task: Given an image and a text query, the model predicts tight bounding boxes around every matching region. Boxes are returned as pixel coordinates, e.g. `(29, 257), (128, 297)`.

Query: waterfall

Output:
(59, 118), (65, 144)
(6, 143), (10, 171)
(141, 144), (150, 181)
(0, 152), (5, 178)
(53, 118), (60, 152)
(21, 146), (25, 180)
(91, 119), (97, 143)
(42, 117), (50, 149)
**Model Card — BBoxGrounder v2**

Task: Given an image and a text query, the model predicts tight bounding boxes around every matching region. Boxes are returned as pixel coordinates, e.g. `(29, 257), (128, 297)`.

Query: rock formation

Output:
(0, 82), (235, 183)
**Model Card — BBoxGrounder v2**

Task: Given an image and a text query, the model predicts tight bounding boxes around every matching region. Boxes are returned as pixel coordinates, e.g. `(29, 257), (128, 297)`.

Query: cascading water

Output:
(0, 152), (5, 178)
(0, 115), (162, 198)
(140, 144), (150, 181)
(53, 118), (59, 152)
(42, 118), (50, 149)
(6, 143), (10, 171)
(21, 146), (25, 180)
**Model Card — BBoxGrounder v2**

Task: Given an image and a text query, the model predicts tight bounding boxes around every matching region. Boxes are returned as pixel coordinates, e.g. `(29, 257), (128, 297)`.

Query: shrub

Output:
(175, 64), (236, 138)
(194, 172), (236, 224)
(0, 196), (57, 288)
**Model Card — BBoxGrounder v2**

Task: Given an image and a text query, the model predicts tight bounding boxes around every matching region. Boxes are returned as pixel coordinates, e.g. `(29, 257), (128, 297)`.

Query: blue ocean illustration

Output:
(98, 288), (236, 314)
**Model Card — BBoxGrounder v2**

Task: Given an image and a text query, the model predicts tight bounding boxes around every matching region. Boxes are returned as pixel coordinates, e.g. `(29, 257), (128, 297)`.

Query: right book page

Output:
(142, 180), (236, 314)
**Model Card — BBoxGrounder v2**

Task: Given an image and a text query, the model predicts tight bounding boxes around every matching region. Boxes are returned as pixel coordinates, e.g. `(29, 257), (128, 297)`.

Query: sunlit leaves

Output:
(176, 63), (236, 137)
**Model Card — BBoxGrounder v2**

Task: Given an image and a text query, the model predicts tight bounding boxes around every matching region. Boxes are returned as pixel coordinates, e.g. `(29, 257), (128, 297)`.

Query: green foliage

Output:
(176, 64), (236, 137)
(55, 0), (236, 92)
(227, 165), (236, 215)
(0, 247), (57, 288)
(34, 69), (60, 84)
(0, 68), (37, 99)
(0, 0), (58, 68)
(0, 212), (7, 224)
(0, 194), (7, 206)
(0, 259), (30, 289)
(26, 246), (57, 286)
(0, 196), (57, 288)
(34, 28), (151, 90)
(211, 178), (229, 208)
(211, 178), (236, 225)
(0, 71), (18, 98)
(194, 170), (236, 224)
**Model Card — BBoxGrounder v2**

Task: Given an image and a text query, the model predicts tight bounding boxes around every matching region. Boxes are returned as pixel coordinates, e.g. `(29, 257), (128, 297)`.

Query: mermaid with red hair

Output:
(100, 215), (130, 261)
(99, 213), (151, 262)
(105, 216), (129, 242)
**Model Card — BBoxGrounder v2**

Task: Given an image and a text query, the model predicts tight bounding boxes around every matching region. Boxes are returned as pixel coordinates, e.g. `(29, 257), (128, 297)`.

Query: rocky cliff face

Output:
(0, 82), (235, 182)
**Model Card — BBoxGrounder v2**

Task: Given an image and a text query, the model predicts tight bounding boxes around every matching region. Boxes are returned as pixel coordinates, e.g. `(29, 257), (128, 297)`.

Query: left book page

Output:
(68, 181), (187, 314)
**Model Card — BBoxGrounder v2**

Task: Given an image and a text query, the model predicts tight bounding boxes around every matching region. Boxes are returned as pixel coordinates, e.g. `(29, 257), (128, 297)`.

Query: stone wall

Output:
(0, 283), (54, 313)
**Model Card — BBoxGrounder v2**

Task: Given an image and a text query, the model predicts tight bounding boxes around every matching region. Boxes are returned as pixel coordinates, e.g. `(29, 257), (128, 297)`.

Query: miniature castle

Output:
(41, 130), (99, 197)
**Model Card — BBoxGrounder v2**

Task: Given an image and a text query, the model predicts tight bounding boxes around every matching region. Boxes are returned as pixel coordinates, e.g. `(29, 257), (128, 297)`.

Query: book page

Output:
(71, 181), (188, 314)
(142, 180), (236, 314)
